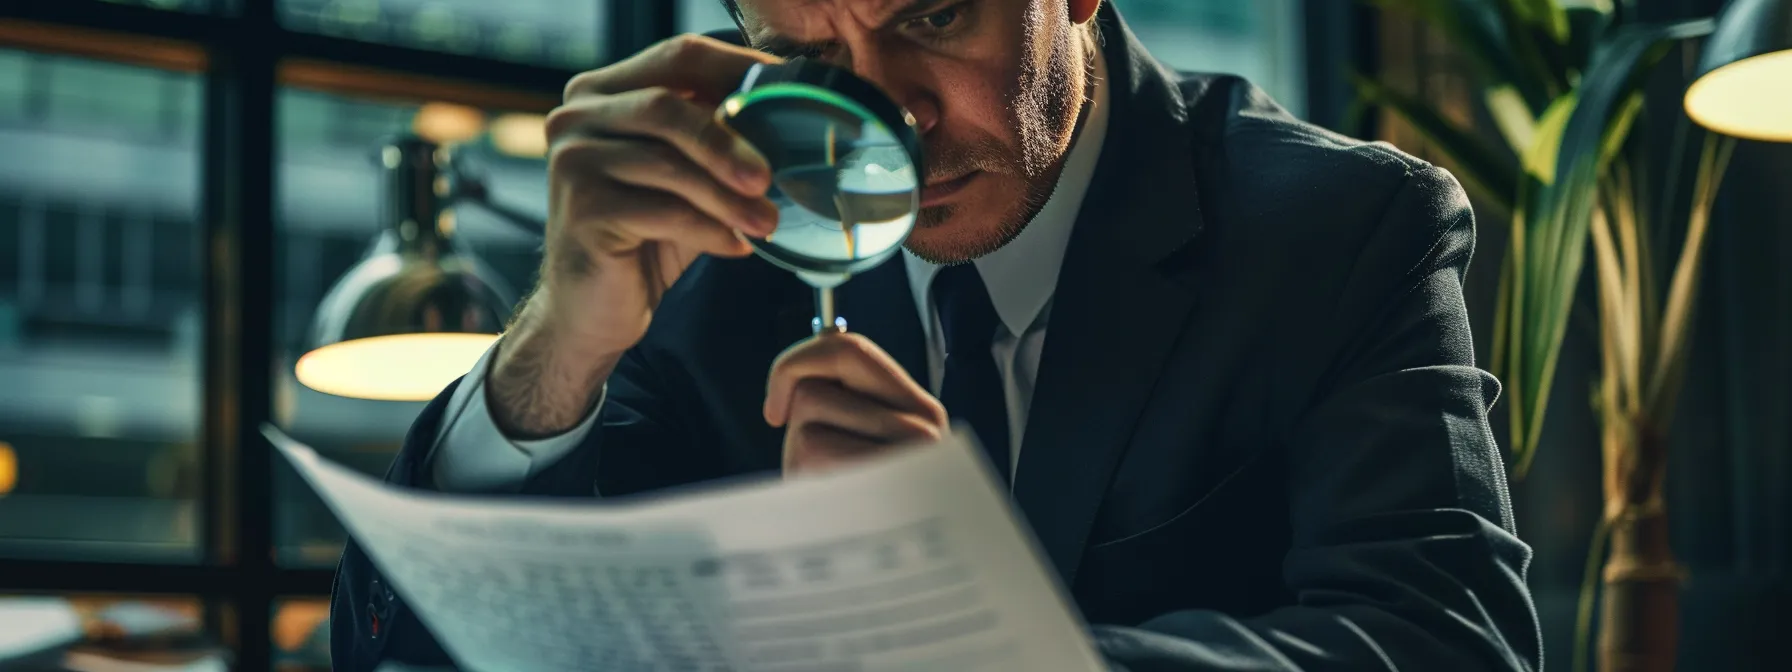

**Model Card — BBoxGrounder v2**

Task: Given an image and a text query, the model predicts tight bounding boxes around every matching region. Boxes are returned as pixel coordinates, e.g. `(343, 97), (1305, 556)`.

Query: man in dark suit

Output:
(332, 0), (1542, 669)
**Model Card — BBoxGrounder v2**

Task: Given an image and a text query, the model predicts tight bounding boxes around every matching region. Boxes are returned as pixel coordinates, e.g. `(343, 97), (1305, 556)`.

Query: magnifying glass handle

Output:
(812, 286), (848, 334)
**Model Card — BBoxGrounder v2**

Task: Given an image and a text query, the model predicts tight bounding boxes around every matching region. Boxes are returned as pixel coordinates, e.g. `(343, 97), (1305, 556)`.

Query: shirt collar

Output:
(903, 47), (1111, 336)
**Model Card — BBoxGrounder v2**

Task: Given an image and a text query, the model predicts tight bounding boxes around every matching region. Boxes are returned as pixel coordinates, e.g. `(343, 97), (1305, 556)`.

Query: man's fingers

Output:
(555, 175), (752, 259)
(545, 88), (772, 198)
(559, 136), (775, 236)
(564, 34), (779, 103)
(784, 424), (885, 475)
(763, 333), (946, 427)
(602, 189), (752, 258)
(785, 380), (946, 444)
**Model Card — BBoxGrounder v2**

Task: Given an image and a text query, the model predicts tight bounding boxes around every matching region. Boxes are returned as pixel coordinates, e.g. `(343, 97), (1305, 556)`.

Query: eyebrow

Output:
(749, 0), (960, 57)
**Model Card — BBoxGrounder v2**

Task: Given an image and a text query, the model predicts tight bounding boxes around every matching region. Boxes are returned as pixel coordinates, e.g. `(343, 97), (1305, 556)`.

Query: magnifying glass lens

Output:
(772, 138), (916, 259)
(721, 71), (921, 276)
(719, 61), (922, 332)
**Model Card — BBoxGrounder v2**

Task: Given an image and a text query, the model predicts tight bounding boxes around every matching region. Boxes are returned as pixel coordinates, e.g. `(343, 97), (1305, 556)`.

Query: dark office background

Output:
(0, 1), (1784, 670)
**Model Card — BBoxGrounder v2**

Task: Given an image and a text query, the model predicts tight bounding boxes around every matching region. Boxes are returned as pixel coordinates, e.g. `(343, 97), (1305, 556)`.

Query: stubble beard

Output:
(906, 10), (1093, 265)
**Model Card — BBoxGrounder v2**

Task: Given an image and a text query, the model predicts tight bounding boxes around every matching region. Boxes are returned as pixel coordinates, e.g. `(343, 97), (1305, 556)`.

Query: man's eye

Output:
(783, 43), (834, 60)
(898, 2), (970, 41)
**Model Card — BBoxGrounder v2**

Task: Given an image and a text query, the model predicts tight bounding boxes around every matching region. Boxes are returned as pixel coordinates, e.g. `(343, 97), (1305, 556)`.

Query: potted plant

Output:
(1350, 1), (1742, 670)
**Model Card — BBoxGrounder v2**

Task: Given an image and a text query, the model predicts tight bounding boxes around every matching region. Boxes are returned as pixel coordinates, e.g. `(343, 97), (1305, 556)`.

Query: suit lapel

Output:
(1012, 5), (1210, 587)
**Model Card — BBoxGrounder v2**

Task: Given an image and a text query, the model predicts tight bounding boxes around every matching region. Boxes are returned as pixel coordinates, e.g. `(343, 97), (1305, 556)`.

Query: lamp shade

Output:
(1685, 0), (1792, 141)
(294, 136), (517, 401)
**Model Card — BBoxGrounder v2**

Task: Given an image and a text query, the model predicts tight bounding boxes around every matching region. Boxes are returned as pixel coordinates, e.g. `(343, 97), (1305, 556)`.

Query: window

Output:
(0, 50), (205, 564)
(278, 0), (608, 68)
(679, 0), (738, 36)
(100, 0), (221, 12)
(2, 0), (638, 668)
(1110, 0), (1307, 117)
(272, 88), (547, 567)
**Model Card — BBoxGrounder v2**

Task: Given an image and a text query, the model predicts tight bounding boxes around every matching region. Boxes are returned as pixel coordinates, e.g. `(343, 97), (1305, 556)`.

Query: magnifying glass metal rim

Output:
(751, 241), (898, 284)
(720, 60), (925, 280)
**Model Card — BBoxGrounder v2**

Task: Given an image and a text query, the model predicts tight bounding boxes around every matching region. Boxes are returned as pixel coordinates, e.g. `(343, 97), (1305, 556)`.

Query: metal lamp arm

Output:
(452, 175), (546, 235)
(443, 150), (547, 236)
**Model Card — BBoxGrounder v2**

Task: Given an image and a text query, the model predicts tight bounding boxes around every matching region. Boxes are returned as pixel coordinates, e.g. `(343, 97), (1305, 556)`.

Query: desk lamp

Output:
(1685, 0), (1792, 141)
(294, 135), (537, 401)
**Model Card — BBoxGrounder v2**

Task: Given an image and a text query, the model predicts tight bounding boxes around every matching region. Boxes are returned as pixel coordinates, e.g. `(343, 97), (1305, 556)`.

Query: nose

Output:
(897, 87), (940, 136)
(842, 40), (939, 136)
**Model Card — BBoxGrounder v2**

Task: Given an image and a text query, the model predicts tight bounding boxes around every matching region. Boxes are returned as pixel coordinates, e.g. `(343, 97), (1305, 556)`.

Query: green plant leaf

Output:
(1600, 93), (1645, 166)
(1648, 133), (1735, 426)
(1572, 515), (1613, 672)
(1524, 94), (1578, 183)
(1493, 0), (1573, 98)
(1350, 71), (1520, 214)
(1625, 145), (1659, 388)
(1564, 6), (1615, 81)
(1504, 94), (1572, 477)
(1513, 3), (1615, 94)
(1502, 17), (1716, 475)
(1607, 159), (1645, 407)
(1485, 85), (1539, 153)
(1508, 0), (1572, 42)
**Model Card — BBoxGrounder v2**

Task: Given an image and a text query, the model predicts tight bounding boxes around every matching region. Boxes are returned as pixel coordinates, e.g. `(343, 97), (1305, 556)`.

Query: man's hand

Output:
(765, 333), (950, 476)
(487, 35), (783, 438)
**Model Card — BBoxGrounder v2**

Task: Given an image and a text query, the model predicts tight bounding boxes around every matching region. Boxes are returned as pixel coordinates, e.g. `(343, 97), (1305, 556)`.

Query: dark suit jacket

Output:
(331, 6), (1541, 671)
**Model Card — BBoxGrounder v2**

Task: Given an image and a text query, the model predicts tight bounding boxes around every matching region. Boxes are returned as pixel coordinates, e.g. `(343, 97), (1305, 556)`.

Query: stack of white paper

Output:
(266, 425), (1105, 672)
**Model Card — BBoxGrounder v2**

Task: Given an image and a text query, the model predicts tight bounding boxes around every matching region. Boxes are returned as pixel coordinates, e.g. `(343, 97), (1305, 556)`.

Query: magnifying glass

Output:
(718, 58), (923, 334)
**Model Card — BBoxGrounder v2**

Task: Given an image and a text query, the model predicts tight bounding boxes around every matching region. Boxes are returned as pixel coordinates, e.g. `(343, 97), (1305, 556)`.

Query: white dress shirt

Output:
(430, 52), (1110, 492)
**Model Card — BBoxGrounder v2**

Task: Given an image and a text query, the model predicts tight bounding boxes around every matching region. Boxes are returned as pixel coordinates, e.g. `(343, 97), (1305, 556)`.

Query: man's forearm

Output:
(487, 298), (620, 439)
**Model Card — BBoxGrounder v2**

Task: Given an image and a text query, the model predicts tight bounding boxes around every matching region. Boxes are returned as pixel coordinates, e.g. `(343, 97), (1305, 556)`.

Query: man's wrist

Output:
(485, 298), (623, 439)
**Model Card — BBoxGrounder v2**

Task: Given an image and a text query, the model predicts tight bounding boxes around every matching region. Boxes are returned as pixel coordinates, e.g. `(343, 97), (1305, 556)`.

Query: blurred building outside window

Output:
(278, 0), (607, 68)
(1112, 0), (1307, 117)
(98, 0), (221, 12)
(679, 0), (739, 36)
(0, 49), (206, 564)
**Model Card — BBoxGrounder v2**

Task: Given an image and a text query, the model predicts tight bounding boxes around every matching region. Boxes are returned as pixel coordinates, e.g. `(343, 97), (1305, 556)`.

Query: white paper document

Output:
(266, 425), (1106, 672)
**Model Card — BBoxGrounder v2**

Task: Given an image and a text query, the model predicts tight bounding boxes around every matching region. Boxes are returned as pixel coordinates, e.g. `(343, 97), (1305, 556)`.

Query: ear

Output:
(1067, 0), (1101, 24)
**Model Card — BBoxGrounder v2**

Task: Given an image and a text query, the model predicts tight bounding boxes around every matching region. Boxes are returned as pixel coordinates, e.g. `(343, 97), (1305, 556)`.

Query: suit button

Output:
(367, 577), (394, 640)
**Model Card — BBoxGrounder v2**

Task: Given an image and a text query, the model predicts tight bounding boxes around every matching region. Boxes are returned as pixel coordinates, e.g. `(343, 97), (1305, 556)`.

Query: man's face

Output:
(734, 0), (1093, 264)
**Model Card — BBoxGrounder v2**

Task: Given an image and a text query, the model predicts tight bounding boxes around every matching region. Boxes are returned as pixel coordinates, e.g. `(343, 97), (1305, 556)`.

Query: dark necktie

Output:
(931, 263), (1011, 483)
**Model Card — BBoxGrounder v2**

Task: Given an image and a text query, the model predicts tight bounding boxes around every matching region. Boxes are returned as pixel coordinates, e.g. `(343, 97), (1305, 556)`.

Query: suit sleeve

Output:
(328, 343), (695, 671)
(1091, 166), (1543, 671)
